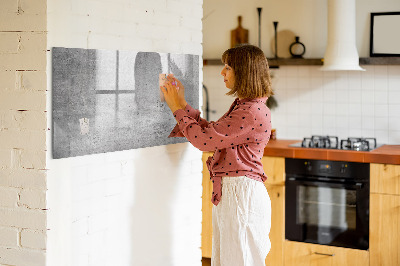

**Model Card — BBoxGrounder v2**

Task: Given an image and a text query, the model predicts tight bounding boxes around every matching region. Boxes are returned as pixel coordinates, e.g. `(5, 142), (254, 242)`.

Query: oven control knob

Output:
(304, 161), (312, 171)
(340, 164), (347, 174)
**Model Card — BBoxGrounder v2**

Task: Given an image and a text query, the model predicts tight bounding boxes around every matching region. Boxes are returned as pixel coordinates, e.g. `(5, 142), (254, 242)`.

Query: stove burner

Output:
(340, 137), (377, 151)
(294, 136), (379, 151)
(301, 135), (339, 149)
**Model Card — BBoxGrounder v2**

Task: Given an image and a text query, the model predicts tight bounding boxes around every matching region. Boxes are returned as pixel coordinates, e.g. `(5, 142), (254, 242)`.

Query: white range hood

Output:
(320, 0), (365, 71)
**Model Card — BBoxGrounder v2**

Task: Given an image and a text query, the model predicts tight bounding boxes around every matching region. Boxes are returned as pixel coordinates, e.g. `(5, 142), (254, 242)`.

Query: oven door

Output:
(285, 177), (369, 250)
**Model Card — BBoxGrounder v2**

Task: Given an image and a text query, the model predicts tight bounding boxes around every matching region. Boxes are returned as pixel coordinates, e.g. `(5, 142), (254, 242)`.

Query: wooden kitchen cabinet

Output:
(370, 163), (400, 266)
(261, 156), (285, 186)
(284, 241), (369, 266)
(262, 156), (285, 266)
(264, 184), (285, 266)
(370, 193), (400, 266)
(202, 152), (213, 258)
(370, 163), (400, 195)
(201, 153), (286, 266)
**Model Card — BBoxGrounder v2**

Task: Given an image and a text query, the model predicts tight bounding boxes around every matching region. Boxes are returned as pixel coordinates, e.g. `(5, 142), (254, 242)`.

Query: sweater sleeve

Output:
(168, 104), (212, 137)
(171, 106), (256, 152)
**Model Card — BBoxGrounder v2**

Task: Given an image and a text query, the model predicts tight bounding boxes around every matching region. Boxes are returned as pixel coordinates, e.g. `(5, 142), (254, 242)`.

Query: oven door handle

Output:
(287, 177), (364, 189)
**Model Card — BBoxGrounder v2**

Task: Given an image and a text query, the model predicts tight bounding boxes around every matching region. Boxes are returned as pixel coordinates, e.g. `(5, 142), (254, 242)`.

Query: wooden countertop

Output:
(263, 139), (400, 165)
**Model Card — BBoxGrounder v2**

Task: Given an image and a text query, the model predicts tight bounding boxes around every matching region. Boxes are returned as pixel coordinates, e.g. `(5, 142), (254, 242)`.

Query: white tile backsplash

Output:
(348, 90), (362, 104)
(298, 67), (311, 78)
(375, 130), (389, 144)
(375, 104), (389, 117)
(362, 90), (375, 104)
(374, 65), (388, 77)
(204, 65), (400, 144)
(335, 73), (349, 90)
(285, 66), (298, 77)
(298, 77), (311, 89)
(374, 77), (388, 91)
(336, 115), (348, 129)
(375, 117), (389, 130)
(374, 90), (388, 104)
(286, 77), (299, 89)
(389, 117), (400, 131)
(323, 103), (336, 116)
(388, 65), (400, 76)
(361, 104), (374, 117)
(389, 131), (400, 143)
(362, 116), (375, 130)
(336, 103), (349, 116)
(388, 75), (400, 91)
(389, 104), (400, 117)
(388, 91), (400, 104)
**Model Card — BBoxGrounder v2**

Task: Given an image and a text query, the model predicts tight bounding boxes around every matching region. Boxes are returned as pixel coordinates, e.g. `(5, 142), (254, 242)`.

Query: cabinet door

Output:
(284, 241), (369, 266)
(370, 193), (400, 266)
(370, 163), (400, 195)
(264, 184), (284, 266)
(202, 152), (213, 258)
(261, 156), (285, 185)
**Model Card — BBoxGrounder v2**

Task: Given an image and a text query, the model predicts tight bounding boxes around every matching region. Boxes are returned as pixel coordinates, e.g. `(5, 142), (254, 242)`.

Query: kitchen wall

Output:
(203, 0), (400, 144)
(46, 1), (203, 266)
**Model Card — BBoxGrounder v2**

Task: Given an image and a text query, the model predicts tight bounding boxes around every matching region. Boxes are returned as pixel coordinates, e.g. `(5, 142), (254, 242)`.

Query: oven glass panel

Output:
(297, 186), (356, 230)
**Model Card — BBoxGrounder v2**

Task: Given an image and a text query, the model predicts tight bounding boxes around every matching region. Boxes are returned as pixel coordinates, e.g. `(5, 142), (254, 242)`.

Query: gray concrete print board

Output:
(52, 47), (199, 159)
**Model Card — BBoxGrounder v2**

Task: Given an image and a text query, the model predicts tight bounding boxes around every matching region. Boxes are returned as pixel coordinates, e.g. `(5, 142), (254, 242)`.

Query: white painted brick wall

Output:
(0, 187), (19, 208)
(0, 208), (46, 230)
(0, 247), (46, 266)
(46, 0), (203, 266)
(0, 91), (46, 111)
(0, 169), (47, 190)
(0, 227), (19, 247)
(0, 1), (46, 32)
(21, 229), (47, 250)
(0, 0), (48, 265)
(19, 189), (47, 209)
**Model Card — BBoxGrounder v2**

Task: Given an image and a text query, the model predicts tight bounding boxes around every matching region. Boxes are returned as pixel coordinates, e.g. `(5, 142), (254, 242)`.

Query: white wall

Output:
(0, 0), (48, 265)
(203, 0), (400, 58)
(203, 0), (400, 145)
(203, 0), (326, 59)
(46, 0), (203, 266)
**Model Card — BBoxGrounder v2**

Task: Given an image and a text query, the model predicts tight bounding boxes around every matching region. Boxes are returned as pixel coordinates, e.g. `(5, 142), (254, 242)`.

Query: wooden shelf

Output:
(203, 58), (323, 67)
(359, 57), (400, 65)
(203, 57), (400, 67)
(268, 58), (323, 67)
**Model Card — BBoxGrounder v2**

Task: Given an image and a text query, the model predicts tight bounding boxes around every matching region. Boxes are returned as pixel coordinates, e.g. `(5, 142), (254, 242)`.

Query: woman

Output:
(161, 44), (273, 266)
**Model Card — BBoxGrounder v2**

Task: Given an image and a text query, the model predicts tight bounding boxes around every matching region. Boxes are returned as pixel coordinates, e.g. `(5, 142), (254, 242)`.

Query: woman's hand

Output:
(160, 77), (184, 114)
(174, 77), (187, 108)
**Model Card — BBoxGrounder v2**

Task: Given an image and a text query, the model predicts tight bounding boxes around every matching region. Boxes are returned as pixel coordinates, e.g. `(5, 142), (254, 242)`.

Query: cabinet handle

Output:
(314, 252), (335, 257)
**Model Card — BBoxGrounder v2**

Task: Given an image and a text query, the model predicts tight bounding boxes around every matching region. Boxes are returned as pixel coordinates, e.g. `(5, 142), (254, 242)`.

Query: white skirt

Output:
(212, 176), (271, 266)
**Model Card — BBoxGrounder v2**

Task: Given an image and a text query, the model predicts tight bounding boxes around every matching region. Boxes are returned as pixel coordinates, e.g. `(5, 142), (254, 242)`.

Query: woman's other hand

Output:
(173, 77), (187, 108)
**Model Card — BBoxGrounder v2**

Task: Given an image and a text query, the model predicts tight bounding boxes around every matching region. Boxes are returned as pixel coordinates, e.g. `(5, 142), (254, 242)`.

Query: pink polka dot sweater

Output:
(168, 97), (272, 206)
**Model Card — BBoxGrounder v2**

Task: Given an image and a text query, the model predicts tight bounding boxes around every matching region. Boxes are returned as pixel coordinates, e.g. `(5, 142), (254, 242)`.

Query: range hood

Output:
(320, 0), (365, 71)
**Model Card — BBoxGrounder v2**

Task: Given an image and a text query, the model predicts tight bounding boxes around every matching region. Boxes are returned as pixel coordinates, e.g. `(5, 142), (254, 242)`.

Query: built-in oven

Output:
(285, 158), (370, 250)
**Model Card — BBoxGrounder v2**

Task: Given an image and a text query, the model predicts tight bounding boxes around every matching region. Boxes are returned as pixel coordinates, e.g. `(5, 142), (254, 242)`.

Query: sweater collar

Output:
(235, 97), (268, 105)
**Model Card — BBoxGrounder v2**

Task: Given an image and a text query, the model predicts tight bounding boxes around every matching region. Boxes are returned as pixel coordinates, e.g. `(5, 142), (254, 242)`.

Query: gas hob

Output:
(289, 135), (383, 151)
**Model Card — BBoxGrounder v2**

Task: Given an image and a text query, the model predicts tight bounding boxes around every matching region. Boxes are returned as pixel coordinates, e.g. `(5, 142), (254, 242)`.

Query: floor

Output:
(202, 257), (211, 266)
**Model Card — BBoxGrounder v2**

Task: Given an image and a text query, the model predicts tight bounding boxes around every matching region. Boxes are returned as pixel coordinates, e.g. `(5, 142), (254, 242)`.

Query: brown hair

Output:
(221, 44), (273, 99)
